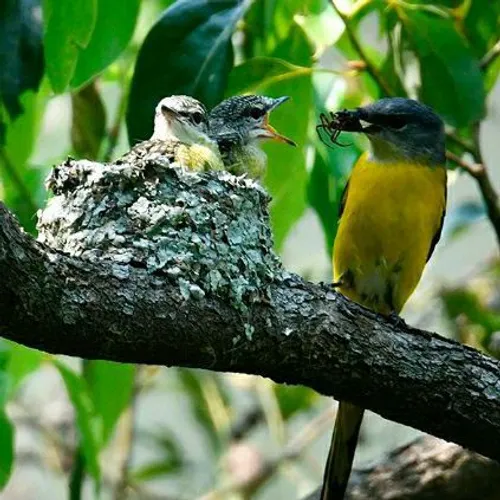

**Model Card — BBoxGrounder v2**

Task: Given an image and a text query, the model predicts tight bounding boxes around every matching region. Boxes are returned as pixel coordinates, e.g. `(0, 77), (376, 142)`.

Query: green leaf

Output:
(0, 0), (44, 128)
(0, 411), (14, 490)
(1, 89), (47, 233)
(86, 360), (135, 444)
(227, 58), (314, 96)
(42, 0), (97, 93)
(71, 82), (107, 160)
(231, 26), (313, 249)
(132, 459), (182, 481)
(127, 0), (249, 144)
(6, 344), (44, 396)
(398, 9), (485, 127)
(295, 1), (344, 53)
(463, 0), (500, 58)
(71, 0), (140, 89)
(274, 385), (317, 419)
(441, 288), (500, 337)
(54, 360), (101, 483)
(177, 369), (229, 453)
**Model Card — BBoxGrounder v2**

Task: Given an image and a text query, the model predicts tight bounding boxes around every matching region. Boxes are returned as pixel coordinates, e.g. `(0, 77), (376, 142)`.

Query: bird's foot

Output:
(387, 311), (407, 329)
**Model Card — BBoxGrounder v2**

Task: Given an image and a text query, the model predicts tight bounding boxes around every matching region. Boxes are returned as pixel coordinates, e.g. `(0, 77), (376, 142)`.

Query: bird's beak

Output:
(260, 96), (296, 146)
(261, 118), (296, 146)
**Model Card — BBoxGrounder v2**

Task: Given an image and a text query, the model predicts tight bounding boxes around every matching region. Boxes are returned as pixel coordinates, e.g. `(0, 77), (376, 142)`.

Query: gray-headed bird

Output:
(118, 95), (223, 171)
(208, 95), (295, 179)
(318, 97), (447, 499)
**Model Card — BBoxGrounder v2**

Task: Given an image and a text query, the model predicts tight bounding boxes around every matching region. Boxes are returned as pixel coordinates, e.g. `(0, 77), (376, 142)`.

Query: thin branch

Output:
(330, 0), (393, 95)
(480, 39), (500, 71)
(200, 407), (335, 499)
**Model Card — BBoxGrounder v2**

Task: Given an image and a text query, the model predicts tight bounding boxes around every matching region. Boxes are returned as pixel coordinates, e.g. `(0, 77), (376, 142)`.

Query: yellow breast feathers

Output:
(333, 152), (446, 314)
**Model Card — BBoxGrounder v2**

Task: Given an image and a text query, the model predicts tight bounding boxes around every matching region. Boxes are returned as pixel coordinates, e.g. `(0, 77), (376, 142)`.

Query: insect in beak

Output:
(316, 109), (364, 148)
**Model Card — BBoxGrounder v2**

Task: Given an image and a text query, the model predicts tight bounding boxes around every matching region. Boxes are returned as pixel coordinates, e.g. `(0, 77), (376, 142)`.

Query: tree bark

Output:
(1, 159), (500, 466)
(304, 436), (500, 500)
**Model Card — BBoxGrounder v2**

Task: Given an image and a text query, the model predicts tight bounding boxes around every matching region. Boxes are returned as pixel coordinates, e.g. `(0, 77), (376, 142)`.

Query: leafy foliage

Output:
(127, 0), (250, 144)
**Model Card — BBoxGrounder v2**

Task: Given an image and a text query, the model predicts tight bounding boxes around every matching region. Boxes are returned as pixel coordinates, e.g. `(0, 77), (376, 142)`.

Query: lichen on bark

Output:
(37, 157), (284, 312)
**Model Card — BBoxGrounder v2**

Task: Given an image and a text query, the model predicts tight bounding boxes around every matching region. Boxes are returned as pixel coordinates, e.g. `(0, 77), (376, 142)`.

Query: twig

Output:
(200, 407), (335, 499)
(330, 0), (393, 96)
(229, 405), (265, 441)
(480, 39), (500, 71)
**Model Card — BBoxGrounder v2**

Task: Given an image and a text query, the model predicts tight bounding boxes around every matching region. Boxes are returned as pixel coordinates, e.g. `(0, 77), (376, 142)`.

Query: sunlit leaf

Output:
(295, 1), (343, 53)
(227, 58), (314, 96)
(71, 82), (106, 160)
(71, 0), (140, 89)
(86, 360), (135, 444)
(260, 26), (314, 249)
(42, 0), (97, 93)
(127, 0), (249, 144)
(274, 385), (317, 419)
(398, 8), (485, 127)
(54, 360), (101, 484)
(6, 343), (44, 396)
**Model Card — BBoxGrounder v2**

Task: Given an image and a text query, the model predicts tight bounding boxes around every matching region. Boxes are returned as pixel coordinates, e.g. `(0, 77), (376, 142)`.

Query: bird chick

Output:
(118, 95), (223, 171)
(208, 95), (295, 179)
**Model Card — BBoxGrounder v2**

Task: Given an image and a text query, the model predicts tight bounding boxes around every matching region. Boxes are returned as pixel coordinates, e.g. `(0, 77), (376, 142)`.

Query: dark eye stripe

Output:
(370, 113), (408, 129)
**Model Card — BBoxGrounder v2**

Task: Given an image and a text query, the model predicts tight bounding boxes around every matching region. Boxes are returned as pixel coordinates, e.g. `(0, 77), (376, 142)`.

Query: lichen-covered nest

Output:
(37, 158), (284, 312)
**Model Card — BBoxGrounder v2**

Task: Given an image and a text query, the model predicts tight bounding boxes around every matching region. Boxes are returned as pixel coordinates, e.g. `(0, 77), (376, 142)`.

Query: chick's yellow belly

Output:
(333, 155), (446, 314)
(177, 144), (223, 171)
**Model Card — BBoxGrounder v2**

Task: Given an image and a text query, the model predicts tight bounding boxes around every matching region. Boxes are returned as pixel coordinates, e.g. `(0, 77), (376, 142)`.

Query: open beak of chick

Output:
(258, 96), (296, 146)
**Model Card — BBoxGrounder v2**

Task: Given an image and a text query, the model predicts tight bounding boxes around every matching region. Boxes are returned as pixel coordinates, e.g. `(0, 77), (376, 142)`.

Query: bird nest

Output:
(37, 157), (284, 312)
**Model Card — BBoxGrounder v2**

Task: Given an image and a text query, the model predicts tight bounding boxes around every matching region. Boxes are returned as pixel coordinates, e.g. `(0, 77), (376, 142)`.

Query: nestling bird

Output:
(208, 95), (295, 179)
(318, 97), (447, 499)
(118, 95), (223, 171)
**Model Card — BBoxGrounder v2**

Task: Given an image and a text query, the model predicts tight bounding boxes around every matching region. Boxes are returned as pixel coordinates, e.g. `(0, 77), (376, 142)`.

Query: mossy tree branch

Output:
(1, 159), (500, 467)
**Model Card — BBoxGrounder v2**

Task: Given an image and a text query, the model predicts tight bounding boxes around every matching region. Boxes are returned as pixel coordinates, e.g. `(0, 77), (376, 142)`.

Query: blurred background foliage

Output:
(1, 0), (500, 498)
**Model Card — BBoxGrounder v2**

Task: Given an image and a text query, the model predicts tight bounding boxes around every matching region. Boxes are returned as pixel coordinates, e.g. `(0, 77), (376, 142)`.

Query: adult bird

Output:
(208, 95), (295, 179)
(318, 97), (447, 499)
(118, 95), (223, 171)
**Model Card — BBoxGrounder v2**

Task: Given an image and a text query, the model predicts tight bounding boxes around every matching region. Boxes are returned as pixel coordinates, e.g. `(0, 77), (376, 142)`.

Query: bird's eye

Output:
(191, 112), (204, 125)
(386, 115), (407, 130)
(247, 107), (265, 120)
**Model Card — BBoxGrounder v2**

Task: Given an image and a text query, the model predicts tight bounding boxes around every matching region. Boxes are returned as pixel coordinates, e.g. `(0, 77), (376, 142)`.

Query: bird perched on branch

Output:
(208, 95), (296, 179)
(317, 97), (447, 499)
(118, 95), (223, 171)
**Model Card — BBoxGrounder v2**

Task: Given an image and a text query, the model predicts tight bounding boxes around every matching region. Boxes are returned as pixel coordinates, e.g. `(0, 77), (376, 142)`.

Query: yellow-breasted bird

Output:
(118, 95), (223, 171)
(208, 95), (295, 179)
(319, 97), (447, 499)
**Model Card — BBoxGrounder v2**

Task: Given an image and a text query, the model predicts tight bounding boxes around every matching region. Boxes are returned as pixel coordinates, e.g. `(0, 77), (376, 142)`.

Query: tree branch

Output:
(303, 436), (500, 500)
(480, 39), (500, 71)
(1, 159), (500, 467)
